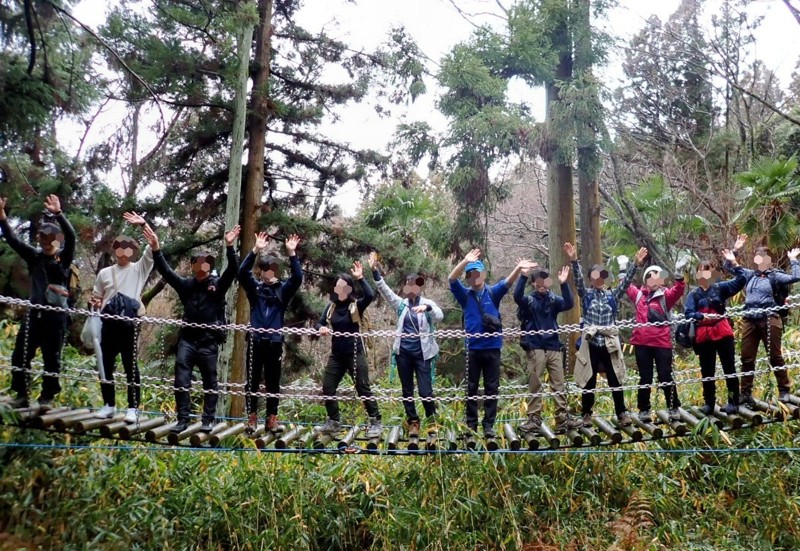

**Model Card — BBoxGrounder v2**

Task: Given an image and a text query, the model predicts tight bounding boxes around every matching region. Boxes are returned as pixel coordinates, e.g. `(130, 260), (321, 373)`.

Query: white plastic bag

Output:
(81, 313), (102, 350)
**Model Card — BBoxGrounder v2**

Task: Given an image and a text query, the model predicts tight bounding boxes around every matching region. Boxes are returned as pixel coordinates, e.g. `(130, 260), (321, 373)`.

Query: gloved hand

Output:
(675, 253), (691, 273)
(617, 255), (629, 272)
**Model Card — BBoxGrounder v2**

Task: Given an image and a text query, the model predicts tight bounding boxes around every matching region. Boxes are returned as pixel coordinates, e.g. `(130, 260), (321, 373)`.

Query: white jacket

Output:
(375, 277), (444, 360)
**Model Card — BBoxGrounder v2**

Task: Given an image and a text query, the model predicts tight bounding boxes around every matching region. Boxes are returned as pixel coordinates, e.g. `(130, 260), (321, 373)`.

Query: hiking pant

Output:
(99, 319), (140, 409)
(525, 349), (568, 420)
(694, 336), (739, 406)
(396, 351), (436, 422)
(321, 351), (380, 422)
(635, 345), (681, 412)
(465, 348), (501, 431)
(581, 343), (627, 416)
(247, 338), (283, 417)
(740, 315), (790, 396)
(10, 310), (66, 400)
(174, 338), (219, 425)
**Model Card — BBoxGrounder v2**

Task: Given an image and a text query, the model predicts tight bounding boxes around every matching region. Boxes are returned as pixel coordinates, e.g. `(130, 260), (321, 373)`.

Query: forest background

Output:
(2, 0), (800, 548)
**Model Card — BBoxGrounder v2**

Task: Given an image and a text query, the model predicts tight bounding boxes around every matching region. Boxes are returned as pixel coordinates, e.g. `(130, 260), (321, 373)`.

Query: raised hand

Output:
(123, 211), (146, 226)
(464, 248), (481, 263)
(789, 248), (800, 261)
(734, 234), (748, 252)
(224, 225), (241, 247)
(558, 265), (570, 284)
(285, 234), (301, 254)
(351, 260), (364, 280)
(634, 247), (649, 266)
(368, 251), (380, 270)
(722, 248), (737, 263)
(516, 258), (537, 277)
(253, 232), (269, 253)
(563, 242), (577, 261)
(43, 194), (62, 215)
(412, 305), (428, 314)
(142, 225), (160, 251)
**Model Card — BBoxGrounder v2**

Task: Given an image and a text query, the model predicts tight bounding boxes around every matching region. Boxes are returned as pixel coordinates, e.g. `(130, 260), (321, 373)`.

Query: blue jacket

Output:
(514, 276), (574, 351)
(449, 279), (509, 350)
(684, 266), (746, 320)
(238, 252), (303, 342)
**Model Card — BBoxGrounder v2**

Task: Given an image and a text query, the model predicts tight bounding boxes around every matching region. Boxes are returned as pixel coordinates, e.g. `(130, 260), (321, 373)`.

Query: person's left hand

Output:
(412, 305), (427, 314)
(558, 265), (570, 284)
(224, 225), (241, 246)
(43, 194), (62, 215)
(351, 261), (363, 280)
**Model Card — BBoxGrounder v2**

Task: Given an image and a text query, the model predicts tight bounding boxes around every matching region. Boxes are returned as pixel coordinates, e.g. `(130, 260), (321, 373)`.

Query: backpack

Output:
(517, 291), (556, 327)
(768, 273), (791, 321)
(67, 263), (82, 308)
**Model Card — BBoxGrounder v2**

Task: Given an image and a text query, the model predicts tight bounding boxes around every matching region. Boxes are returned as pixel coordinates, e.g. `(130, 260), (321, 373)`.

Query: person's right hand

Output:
(634, 247), (649, 266)
(90, 296), (102, 309)
(734, 233), (748, 252)
(722, 249), (736, 263)
(563, 242), (577, 261)
(253, 232), (269, 253)
(123, 211), (146, 226)
(464, 248), (481, 263)
(319, 326), (331, 337)
(368, 251), (380, 270)
(142, 225), (160, 251)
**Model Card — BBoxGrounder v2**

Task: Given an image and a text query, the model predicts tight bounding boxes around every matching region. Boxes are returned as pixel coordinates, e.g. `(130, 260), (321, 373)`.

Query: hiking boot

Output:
(483, 425), (497, 439)
(617, 412), (632, 427)
(170, 420), (189, 434)
(37, 396), (54, 408)
(8, 395), (29, 409)
(124, 408), (142, 423)
(738, 393), (755, 407)
(638, 410), (653, 424)
(520, 414), (543, 434)
(318, 419), (341, 435)
(366, 417), (383, 438)
(582, 413), (593, 427)
(698, 404), (715, 416)
(778, 391), (792, 404)
(556, 415), (583, 432)
(247, 412), (258, 431)
(669, 408), (681, 421)
(266, 414), (284, 433)
(199, 422), (214, 433)
(721, 402), (739, 415)
(407, 419), (421, 438)
(96, 405), (115, 419)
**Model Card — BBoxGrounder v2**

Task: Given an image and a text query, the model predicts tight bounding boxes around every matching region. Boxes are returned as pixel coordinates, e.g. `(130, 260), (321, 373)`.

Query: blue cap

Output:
(465, 260), (485, 273)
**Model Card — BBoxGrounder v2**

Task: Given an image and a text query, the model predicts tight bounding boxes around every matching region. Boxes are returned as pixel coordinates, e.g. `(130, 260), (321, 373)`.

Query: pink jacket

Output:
(627, 279), (686, 348)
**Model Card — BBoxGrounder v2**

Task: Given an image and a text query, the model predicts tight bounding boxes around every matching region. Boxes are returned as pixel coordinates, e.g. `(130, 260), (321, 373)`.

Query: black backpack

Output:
(769, 274), (791, 321)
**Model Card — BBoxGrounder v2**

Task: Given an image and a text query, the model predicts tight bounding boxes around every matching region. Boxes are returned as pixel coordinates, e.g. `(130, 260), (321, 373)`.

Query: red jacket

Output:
(627, 279), (686, 349)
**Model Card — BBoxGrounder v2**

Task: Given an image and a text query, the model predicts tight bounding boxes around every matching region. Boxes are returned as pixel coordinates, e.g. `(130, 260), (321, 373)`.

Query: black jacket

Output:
(315, 279), (374, 355)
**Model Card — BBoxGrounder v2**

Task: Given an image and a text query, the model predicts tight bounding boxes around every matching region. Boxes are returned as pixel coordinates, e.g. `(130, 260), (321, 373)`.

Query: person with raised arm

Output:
(238, 232), (303, 433)
(92, 212), (155, 423)
(728, 234), (800, 404)
(449, 248), (533, 438)
(514, 260), (582, 434)
(569, 243), (648, 427)
(142, 224), (240, 434)
(369, 251), (444, 436)
(315, 260), (382, 437)
(684, 250), (747, 414)
(0, 195), (75, 408)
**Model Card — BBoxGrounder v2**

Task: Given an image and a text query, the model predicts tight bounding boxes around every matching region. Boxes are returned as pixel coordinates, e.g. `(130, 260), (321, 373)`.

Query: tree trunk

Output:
(228, 0), (273, 418)
(218, 0), (257, 417)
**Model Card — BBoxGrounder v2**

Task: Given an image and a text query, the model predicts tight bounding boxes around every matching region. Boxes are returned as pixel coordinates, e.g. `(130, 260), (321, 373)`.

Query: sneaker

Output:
(8, 396), (29, 409)
(318, 419), (341, 435)
(721, 403), (739, 415)
(778, 391), (791, 403)
(199, 423), (214, 433)
(96, 405), (116, 419)
(483, 426), (497, 439)
(366, 417), (383, 438)
(170, 421), (189, 434)
(698, 404), (715, 416)
(739, 393), (755, 407)
(124, 408), (141, 423)
(582, 413), (593, 427)
(266, 414), (284, 433)
(638, 410), (653, 424)
(617, 412), (632, 427)
(520, 414), (543, 434)
(556, 415), (583, 432)
(669, 408), (681, 421)
(407, 419), (421, 437)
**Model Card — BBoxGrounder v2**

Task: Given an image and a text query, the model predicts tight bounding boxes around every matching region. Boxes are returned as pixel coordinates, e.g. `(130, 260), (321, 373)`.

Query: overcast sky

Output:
(71, 0), (800, 214)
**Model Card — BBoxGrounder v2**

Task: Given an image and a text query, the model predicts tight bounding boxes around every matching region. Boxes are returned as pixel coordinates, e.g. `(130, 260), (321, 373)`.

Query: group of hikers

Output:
(2, 195), (800, 439)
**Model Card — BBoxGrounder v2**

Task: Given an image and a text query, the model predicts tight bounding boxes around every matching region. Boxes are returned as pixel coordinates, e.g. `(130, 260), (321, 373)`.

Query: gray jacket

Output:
(736, 260), (800, 318)
(374, 277), (444, 360)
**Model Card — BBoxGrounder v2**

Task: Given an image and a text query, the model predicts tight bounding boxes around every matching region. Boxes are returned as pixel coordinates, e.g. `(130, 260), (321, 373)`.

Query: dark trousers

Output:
(174, 339), (219, 424)
(247, 338), (283, 416)
(740, 315), (790, 395)
(635, 345), (681, 411)
(396, 351), (436, 422)
(465, 348), (501, 430)
(10, 311), (66, 400)
(99, 320), (139, 409)
(581, 343), (627, 416)
(694, 336), (739, 406)
(321, 351), (380, 422)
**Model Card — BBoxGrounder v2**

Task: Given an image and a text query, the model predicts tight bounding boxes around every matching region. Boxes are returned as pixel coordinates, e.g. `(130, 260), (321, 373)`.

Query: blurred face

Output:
(261, 262), (280, 283)
(333, 278), (353, 301)
(192, 255), (215, 280)
(112, 236), (139, 266)
(590, 267), (609, 290)
(465, 269), (486, 290)
(403, 276), (424, 300)
(645, 268), (668, 291)
(37, 227), (63, 255)
(696, 265), (720, 287)
(532, 271), (553, 294)
(754, 253), (772, 271)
